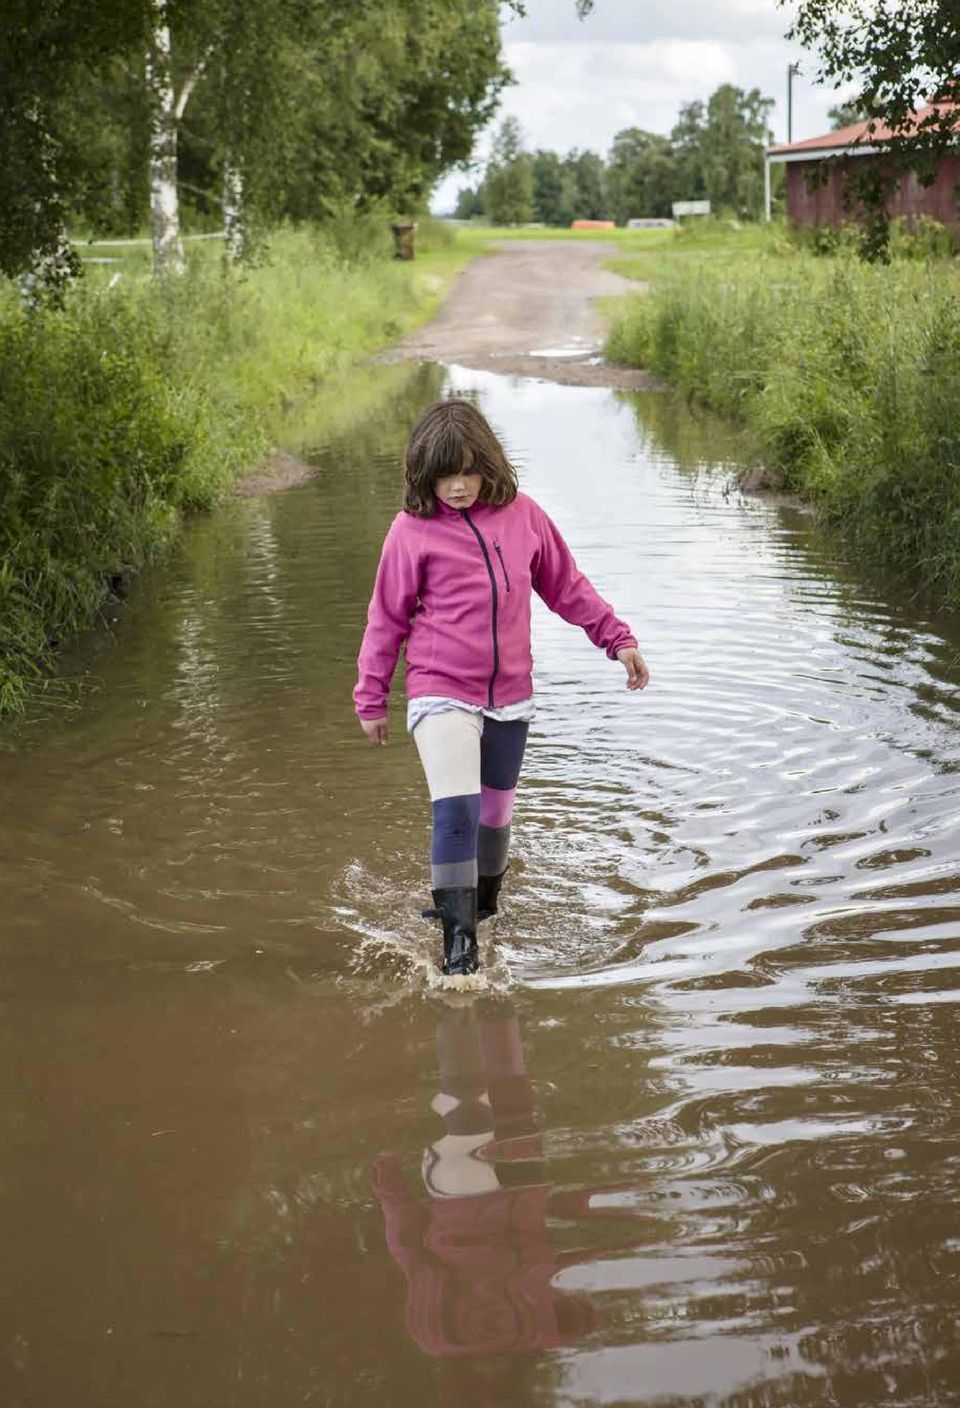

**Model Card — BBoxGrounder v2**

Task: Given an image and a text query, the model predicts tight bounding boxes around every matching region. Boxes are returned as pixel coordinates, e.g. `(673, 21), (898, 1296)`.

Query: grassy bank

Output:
(606, 223), (960, 604)
(0, 220), (474, 716)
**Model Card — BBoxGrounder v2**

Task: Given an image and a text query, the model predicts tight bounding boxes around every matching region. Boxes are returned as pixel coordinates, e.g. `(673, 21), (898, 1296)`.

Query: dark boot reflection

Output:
(372, 995), (598, 1358)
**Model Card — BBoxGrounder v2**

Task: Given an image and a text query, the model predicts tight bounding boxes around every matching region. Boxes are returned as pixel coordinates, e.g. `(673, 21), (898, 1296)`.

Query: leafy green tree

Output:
(483, 117), (533, 225)
(606, 128), (674, 222)
(236, 0), (508, 227)
(669, 85), (773, 219)
(670, 100), (709, 204)
(55, 55), (151, 238)
(828, 100), (869, 130)
(454, 185), (485, 219)
(350, 0), (509, 210)
(1, 0), (509, 277)
(566, 149), (608, 220)
(700, 84), (774, 218)
(0, 0), (149, 281)
(531, 149), (569, 225)
(784, 0), (960, 256)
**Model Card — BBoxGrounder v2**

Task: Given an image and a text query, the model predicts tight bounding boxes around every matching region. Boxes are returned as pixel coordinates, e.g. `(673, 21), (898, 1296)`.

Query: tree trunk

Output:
(223, 161), (245, 262)
(146, 2), (185, 276)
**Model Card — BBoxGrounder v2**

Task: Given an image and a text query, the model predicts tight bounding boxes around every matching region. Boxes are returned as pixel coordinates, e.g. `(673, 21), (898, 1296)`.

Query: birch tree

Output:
(145, 3), (186, 275)
(222, 163), (245, 262)
(144, 0), (251, 273)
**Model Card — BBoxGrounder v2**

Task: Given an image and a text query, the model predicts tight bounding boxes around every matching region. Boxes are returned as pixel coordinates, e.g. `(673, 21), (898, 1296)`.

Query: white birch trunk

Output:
(223, 162), (245, 262)
(146, 2), (185, 276)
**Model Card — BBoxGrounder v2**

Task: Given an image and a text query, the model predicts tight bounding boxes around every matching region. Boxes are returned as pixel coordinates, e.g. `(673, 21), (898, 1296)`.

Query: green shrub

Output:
(788, 215), (957, 262)
(888, 215), (957, 262)
(606, 246), (960, 601)
(0, 221), (466, 716)
(788, 221), (863, 258)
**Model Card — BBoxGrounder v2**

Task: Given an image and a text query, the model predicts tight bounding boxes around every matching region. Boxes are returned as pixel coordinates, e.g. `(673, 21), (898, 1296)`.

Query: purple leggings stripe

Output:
(480, 718), (529, 790)
(431, 793), (482, 865)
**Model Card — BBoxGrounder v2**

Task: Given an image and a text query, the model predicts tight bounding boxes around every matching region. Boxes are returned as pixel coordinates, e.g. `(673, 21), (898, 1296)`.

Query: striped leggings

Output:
(413, 711), (529, 889)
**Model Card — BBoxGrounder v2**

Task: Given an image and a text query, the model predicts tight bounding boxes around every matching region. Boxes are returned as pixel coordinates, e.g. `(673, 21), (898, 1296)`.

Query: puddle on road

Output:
(1, 362), (958, 1407)
(527, 344), (593, 358)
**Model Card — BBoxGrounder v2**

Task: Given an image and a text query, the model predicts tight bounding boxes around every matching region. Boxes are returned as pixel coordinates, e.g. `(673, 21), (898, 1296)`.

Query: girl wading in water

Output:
(354, 399), (649, 977)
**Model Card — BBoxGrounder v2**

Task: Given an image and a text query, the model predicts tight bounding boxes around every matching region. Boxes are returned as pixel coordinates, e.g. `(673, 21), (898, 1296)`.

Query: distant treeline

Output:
(456, 84), (776, 226)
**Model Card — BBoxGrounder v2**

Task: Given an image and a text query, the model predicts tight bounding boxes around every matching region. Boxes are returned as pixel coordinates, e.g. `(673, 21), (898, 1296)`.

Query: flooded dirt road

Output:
(380, 238), (660, 389)
(2, 360), (959, 1407)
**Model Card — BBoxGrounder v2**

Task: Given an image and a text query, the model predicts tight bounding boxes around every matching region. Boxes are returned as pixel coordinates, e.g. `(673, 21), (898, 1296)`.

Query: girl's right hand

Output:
(360, 716), (389, 746)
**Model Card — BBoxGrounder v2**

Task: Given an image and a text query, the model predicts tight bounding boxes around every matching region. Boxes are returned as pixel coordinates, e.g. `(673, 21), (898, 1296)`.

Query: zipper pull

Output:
(493, 540), (511, 593)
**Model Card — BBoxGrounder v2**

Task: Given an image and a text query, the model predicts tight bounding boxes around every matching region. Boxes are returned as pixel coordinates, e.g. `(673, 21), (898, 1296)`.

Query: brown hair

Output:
(403, 398), (519, 516)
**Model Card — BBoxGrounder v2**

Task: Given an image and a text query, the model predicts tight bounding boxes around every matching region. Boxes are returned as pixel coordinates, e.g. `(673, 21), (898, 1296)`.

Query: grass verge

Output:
(0, 219), (478, 717)
(605, 222), (960, 604)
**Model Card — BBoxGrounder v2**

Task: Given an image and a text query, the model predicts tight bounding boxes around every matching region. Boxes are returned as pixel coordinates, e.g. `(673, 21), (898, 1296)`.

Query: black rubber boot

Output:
(477, 867), (508, 923)
(428, 886), (479, 976)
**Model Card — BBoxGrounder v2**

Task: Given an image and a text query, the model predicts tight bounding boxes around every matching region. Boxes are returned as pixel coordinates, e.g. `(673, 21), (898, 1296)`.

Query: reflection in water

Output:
(1, 359), (958, 1407)
(374, 997), (596, 1359)
(374, 995), (836, 1407)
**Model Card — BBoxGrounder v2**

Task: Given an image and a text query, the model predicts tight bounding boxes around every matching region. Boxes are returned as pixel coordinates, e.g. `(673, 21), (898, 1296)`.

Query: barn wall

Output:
(786, 156), (960, 231)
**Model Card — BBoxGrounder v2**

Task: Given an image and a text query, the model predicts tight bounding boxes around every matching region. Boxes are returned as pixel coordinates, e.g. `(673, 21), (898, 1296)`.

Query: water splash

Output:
(332, 860), (515, 999)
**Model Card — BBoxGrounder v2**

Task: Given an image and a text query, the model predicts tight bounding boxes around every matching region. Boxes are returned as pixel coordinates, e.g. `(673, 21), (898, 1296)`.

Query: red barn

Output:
(764, 102), (959, 232)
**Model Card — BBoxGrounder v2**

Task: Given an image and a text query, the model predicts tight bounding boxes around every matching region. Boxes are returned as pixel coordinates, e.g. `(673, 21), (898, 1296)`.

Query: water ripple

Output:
(1, 365), (957, 1405)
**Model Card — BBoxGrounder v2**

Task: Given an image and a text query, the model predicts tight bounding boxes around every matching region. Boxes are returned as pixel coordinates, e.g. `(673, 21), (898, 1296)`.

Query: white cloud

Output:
(432, 0), (843, 211)
(502, 0), (798, 45)
(498, 39), (740, 149)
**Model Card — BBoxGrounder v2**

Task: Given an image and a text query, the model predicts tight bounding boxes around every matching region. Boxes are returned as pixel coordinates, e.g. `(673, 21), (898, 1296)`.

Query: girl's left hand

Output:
(617, 648), (650, 691)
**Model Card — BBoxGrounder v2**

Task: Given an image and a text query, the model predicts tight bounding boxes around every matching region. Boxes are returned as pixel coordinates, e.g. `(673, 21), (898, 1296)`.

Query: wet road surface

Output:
(1, 362), (958, 1407)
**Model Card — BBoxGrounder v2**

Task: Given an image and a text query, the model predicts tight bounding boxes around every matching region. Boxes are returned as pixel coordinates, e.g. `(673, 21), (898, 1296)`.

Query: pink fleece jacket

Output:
(353, 491), (637, 719)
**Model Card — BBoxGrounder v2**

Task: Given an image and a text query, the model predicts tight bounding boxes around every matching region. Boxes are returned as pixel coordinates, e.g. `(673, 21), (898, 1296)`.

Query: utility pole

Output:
(787, 62), (801, 144)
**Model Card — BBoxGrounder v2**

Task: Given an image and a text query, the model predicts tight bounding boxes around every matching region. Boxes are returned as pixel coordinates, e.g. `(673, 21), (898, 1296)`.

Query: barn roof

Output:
(766, 101), (957, 158)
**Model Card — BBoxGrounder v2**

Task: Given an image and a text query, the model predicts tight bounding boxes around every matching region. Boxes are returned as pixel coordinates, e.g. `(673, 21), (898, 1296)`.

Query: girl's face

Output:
(434, 463), (483, 511)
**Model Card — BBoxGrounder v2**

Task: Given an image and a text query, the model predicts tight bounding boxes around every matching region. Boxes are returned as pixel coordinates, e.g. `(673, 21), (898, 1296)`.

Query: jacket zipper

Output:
(493, 541), (511, 593)
(462, 511), (499, 707)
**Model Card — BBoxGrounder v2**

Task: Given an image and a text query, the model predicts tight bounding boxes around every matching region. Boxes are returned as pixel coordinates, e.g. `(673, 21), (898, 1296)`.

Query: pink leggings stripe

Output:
(480, 784), (517, 829)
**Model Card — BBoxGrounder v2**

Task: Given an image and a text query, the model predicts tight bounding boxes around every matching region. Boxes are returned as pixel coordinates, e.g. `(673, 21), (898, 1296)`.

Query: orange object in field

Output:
(571, 220), (615, 230)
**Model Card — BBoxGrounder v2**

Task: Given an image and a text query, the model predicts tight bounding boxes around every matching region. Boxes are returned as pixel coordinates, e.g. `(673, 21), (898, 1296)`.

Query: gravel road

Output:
(380, 238), (661, 390)
(239, 239), (657, 495)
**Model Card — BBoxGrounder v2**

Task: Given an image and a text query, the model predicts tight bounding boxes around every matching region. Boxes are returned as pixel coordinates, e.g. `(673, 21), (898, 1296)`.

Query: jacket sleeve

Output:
(354, 514), (422, 718)
(530, 503), (637, 660)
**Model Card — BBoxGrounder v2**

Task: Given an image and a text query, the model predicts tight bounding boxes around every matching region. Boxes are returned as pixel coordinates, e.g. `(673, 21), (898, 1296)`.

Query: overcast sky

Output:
(432, 0), (855, 211)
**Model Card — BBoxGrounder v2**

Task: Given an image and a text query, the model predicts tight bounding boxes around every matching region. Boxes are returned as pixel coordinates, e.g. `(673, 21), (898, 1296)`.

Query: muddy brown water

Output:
(2, 363), (959, 1407)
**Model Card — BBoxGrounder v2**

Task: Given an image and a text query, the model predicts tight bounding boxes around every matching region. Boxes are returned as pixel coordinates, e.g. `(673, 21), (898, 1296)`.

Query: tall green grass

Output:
(607, 239), (960, 603)
(0, 221), (469, 716)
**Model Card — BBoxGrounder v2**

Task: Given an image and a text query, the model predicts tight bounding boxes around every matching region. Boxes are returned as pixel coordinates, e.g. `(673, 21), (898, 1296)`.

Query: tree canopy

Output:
(784, 0), (960, 253)
(0, 0), (510, 277)
(482, 117), (533, 225)
(787, 0), (959, 153)
(0, 0), (149, 278)
(606, 129), (674, 223)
